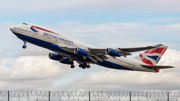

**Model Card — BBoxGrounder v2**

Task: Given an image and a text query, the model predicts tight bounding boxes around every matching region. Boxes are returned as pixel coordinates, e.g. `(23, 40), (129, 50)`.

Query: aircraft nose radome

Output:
(10, 26), (14, 31)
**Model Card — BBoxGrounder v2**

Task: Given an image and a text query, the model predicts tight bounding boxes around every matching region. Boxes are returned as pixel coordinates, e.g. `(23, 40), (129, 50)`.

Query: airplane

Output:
(10, 23), (174, 73)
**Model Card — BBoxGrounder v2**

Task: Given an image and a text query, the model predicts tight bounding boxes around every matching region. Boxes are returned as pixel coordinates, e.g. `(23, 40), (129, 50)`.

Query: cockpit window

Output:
(22, 23), (28, 25)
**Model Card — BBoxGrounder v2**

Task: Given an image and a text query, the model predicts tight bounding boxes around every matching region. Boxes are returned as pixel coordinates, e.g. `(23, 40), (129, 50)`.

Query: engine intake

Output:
(74, 47), (88, 56)
(106, 48), (120, 56)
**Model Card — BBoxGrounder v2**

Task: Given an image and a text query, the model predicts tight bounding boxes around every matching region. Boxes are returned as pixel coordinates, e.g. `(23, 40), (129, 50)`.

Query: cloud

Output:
(158, 49), (180, 73)
(1, 0), (180, 13)
(0, 56), (71, 90)
(1, 48), (178, 91)
(41, 22), (180, 49)
(16, 45), (50, 56)
(53, 49), (180, 91)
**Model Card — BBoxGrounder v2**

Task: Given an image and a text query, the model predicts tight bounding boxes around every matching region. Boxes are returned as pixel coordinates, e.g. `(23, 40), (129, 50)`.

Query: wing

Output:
(58, 46), (108, 63)
(89, 44), (163, 57)
(56, 44), (163, 64)
(58, 44), (163, 57)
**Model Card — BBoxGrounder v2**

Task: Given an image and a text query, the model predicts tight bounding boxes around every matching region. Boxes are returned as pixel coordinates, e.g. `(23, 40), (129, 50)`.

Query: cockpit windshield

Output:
(22, 23), (28, 25)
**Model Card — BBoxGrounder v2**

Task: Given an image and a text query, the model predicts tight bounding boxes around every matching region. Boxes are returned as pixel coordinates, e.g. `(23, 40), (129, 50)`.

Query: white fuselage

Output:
(10, 23), (156, 72)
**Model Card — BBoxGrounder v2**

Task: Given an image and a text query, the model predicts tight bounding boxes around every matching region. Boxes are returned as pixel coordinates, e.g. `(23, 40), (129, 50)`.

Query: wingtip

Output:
(170, 66), (175, 68)
(154, 44), (163, 48)
(149, 44), (168, 49)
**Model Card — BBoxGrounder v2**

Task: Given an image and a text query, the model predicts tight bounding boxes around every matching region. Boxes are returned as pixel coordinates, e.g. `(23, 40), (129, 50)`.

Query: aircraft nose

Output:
(10, 26), (14, 31)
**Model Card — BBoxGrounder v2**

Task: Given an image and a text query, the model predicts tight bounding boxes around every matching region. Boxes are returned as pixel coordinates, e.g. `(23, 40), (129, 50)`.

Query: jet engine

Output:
(106, 48), (120, 56)
(49, 52), (73, 64)
(60, 57), (73, 64)
(49, 52), (61, 61)
(74, 47), (88, 56)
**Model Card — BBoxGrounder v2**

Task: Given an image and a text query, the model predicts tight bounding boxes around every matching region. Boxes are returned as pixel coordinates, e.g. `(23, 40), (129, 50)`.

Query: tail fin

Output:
(134, 44), (168, 65)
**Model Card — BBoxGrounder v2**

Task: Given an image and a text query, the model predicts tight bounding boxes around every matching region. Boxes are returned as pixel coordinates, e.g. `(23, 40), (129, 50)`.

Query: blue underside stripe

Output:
(13, 33), (132, 71)
(98, 60), (132, 70)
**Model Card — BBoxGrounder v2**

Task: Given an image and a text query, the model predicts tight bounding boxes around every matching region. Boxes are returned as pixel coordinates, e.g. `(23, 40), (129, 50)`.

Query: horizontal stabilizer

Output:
(141, 65), (174, 69)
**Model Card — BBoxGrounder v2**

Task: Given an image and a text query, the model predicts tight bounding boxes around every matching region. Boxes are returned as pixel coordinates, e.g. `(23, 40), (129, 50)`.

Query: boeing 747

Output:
(10, 23), (174, 73)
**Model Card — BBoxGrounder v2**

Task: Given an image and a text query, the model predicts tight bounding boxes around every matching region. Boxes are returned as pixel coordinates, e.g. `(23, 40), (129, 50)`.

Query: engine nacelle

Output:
(49, 52), (61, 61)
(49, 52), (73, 64)
(74, 47), (88, 56)
(106, 48), (120, 56)
(60, 57), (73, 64)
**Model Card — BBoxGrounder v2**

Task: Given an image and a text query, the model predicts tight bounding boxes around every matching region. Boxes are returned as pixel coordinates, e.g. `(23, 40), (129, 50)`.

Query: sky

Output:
(0, 0), (180, 92)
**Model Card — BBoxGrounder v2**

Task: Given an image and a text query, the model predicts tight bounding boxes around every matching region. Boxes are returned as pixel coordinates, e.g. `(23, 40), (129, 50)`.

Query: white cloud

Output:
(159, 49), (180, 65)
(0, 56), (71, 90)
(0, 22), (20, 52)
(41, 22), (180, 49)
(139, 18), (180, 24)
(53, 49), (180, 91)
(1, 0), (180, 13)
(0, 49), (179, 91)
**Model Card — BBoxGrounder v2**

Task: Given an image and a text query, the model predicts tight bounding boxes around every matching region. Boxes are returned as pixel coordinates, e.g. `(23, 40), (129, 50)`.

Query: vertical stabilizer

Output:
(134, 44), (168, 65)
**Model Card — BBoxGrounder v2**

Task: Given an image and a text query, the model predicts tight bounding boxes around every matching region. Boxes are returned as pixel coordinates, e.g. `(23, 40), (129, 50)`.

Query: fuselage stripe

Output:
(31, 26), (55, 33)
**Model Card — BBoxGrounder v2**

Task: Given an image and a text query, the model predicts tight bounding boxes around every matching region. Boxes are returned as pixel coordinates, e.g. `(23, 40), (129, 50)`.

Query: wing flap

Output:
(141, 65), (174, 69)
(89, 48), (106, 55)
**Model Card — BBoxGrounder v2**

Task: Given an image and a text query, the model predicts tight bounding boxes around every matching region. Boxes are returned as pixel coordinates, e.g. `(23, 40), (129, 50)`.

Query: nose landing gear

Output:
(22, 45), (27, 49)
(22, 40), (27, 49)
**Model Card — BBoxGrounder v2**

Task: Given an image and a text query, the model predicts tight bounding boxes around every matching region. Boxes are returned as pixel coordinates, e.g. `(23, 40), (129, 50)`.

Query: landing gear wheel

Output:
(22, 45), (27, 49)
(79, 64), (83, 68)
(71, 65), (75, 68)
(82, 66), (86, 69)
(87, 65), (90, 68)
(82, 64), (88, 69)
(22, 40), (27, 49)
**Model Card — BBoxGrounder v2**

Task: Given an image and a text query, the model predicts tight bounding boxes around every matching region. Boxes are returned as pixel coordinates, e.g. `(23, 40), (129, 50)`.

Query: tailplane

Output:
(134, 44), (168, 65)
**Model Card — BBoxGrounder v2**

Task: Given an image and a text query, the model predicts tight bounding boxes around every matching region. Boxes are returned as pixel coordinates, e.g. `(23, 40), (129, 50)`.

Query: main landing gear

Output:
(70, 62), (91, 69)
(22, 40), (27, 49)
(79, 64), (90, 69)
(76, 60), (91, 69)
(70, 64), (90, 69)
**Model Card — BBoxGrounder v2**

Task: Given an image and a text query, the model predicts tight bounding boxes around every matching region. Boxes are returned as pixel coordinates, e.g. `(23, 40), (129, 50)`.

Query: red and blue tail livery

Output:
(139, 45), (167, 65)
(10, 23), (174, 73)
